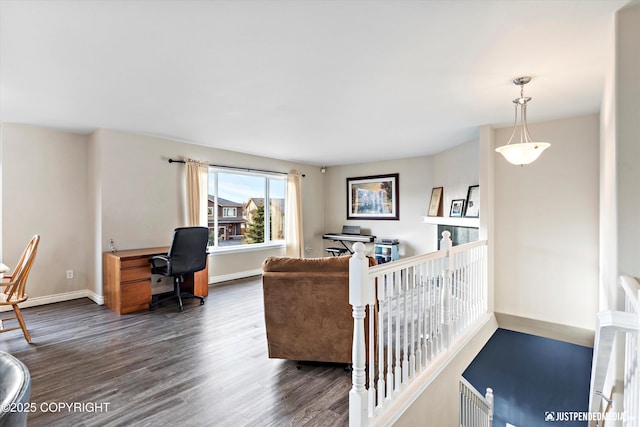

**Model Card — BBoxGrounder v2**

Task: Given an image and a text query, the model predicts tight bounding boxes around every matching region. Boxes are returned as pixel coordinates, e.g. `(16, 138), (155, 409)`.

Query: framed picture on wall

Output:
(450, 199), (465, 217)
(464, 185), (480, 218)
(347, 173), (399, 220)
(427, 187), (443, 217)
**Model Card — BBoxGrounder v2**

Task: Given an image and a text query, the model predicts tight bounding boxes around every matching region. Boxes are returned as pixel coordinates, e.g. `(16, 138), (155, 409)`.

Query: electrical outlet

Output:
(66, 270), (74, 279)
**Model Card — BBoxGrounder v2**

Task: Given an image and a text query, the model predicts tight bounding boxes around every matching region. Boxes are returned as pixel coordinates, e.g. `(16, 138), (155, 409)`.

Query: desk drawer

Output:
(121, 256), (152, 269)
(121, 279), (151, 313)
(121, 266), (151, 282)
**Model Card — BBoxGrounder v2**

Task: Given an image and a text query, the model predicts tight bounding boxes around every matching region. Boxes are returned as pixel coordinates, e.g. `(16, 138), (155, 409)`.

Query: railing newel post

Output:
(349, 242), (372, 427)
(485, 387), (494, 425)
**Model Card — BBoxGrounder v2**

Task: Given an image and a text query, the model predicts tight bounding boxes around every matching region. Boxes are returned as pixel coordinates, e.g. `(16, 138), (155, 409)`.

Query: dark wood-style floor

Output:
(0, 277), (351, 427)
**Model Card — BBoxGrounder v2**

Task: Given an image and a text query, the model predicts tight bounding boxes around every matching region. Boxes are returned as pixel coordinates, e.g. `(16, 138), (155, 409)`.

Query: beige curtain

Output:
(185, 159), (209, 227)
(285, 171), (304, 258)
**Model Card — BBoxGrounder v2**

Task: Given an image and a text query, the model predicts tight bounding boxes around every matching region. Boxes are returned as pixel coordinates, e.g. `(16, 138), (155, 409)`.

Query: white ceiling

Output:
(0, 0), (627, 166)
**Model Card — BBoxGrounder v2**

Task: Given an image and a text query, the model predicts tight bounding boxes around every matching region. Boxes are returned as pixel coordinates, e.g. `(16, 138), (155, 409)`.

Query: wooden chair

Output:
(0, 235), (40, 343)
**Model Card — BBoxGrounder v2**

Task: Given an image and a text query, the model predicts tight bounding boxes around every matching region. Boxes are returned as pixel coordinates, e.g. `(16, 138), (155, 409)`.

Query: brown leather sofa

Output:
(262, 256), (375, 364)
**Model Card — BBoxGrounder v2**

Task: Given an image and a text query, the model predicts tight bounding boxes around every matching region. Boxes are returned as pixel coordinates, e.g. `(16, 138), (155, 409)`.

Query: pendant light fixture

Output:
(495, 76), (550, 165)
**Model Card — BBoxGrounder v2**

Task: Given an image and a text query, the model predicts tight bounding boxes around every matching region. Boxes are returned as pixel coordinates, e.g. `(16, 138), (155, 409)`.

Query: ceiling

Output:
(0, 0), (627, 166)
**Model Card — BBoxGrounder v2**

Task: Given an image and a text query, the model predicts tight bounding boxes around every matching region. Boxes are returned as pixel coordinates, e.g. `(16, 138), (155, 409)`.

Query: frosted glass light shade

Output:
(495, 142), (550, 165)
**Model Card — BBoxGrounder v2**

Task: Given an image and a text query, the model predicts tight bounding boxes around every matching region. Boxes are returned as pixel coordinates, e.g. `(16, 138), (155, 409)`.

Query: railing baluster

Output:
(394, 270), (402, 392)
(386, 273), (394, 400)
(377, 272), (385, 408)
(418, 263), (429, 369)
(368, 298), (375, 418)
(401, 267), (409, 384)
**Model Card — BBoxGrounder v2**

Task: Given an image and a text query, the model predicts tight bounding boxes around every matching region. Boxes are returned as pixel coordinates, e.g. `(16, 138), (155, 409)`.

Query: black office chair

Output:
(149, 226), (209, 312)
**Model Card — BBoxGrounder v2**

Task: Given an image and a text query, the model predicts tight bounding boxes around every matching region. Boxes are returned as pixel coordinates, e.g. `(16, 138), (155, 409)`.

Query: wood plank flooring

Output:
(0, 277), (351, 427)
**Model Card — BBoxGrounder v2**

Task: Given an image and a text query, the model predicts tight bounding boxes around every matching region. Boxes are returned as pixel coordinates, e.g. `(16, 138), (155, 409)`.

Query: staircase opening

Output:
(462, 328), (593, 426)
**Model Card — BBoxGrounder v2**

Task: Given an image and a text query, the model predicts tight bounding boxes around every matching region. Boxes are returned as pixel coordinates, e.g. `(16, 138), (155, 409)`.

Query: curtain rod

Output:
(168, 159), (305, 177)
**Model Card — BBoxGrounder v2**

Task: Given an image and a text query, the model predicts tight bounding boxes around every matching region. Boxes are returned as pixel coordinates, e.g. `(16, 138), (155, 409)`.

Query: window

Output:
(208, 168), (286, 249)
(222, 207), (237, 217)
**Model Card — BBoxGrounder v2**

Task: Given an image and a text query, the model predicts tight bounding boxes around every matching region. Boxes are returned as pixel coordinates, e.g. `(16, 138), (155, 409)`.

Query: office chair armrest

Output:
(149, 255), (170, 269)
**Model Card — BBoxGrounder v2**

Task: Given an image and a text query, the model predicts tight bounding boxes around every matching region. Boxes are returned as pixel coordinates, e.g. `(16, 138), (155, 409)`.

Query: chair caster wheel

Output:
(178, 306), (184, 312)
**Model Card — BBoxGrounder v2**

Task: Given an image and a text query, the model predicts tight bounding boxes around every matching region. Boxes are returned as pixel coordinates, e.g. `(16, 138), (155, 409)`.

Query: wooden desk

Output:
(103, 247), (208, 314)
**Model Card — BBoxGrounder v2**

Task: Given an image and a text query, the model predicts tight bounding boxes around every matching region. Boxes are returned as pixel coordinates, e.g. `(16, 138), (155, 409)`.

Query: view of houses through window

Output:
(207, 169), (286, 248)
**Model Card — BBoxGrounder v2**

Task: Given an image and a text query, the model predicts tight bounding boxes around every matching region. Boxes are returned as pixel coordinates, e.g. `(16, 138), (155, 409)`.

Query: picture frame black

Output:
(449, 199), (465, 217)
(464, 185), (480, 218)
(347, 173), (399, 220)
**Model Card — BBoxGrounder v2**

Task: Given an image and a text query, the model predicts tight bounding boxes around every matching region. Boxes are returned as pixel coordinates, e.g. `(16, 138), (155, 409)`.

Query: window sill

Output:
(208, 242), (286, 255)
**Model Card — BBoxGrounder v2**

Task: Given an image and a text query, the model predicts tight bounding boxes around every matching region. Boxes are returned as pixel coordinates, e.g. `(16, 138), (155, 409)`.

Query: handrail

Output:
(367, 239), (488, 276)
(450, 239), (488, 255)
(367, 246), (447, 275)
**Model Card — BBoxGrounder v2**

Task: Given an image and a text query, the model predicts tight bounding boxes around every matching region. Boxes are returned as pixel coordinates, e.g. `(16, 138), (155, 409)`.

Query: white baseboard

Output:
(210, 269), (262, 285)
(0, 289), (103, 312)
(495, 312), (595, 347)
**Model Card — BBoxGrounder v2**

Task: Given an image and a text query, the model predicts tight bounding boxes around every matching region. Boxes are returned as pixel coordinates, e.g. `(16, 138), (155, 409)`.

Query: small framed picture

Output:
(427, 187), (443, 217)
(464, 185), (480, 218)
(450, 199), (465, 217)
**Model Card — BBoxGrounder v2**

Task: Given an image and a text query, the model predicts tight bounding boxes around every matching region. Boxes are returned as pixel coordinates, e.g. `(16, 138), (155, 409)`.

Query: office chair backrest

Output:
(167, 227), (209, 276)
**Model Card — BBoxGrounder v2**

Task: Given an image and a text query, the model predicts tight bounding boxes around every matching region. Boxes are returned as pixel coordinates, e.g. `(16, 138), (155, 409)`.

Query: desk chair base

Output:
(149, 276), (205, 312)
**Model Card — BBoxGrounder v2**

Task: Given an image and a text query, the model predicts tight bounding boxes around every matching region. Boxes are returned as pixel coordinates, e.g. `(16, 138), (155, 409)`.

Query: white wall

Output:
(615, 0), (640, 280)
(494, 114), (600, 331)
(600, 1), (640, 421)
(1, 124), (91, 299)
(600, 24), (618, 313)
(432, 140), (480, 218)
(323, 156), (436, 257)
(90, 129), (326, 291)
(323, 141), (480, 258)
(1, 124), (325, 301)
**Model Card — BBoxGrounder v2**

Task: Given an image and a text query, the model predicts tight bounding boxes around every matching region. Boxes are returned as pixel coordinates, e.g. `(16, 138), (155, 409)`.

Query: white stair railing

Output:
(349, 231), (488, 427)
(588, 276), (640, 426)
(459, 376), (493, 427)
